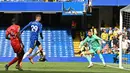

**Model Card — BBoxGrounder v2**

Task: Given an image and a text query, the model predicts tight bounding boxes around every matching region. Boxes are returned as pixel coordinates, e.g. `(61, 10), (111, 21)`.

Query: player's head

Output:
(11, 18), (17, 24)
(35, 14), (41, 21)
(87, 30), (92, 37)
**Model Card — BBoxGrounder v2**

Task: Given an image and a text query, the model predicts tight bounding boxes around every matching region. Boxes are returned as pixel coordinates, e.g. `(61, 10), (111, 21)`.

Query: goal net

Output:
(119, 5), (130, 69)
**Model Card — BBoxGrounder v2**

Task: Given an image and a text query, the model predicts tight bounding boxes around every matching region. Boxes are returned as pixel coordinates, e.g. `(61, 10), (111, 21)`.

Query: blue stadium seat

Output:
(0, 30), (74, 57)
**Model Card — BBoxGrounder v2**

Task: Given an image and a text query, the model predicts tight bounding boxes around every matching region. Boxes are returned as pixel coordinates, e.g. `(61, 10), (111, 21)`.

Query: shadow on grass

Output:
(0, 70), (113, 73)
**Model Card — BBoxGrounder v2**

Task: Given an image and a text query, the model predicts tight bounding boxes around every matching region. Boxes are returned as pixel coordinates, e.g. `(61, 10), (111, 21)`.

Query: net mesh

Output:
(123, 11), (130, 28)
(107, 5), (130, 70)
(120, 5), (130, 69)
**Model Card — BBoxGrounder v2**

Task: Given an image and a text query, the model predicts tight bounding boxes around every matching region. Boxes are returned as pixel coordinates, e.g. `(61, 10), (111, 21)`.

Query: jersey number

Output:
(31, 25), (38, 32)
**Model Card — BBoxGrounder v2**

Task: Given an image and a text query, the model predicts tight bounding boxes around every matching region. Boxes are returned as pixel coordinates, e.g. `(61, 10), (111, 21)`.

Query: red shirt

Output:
(6, 24), (20, 44)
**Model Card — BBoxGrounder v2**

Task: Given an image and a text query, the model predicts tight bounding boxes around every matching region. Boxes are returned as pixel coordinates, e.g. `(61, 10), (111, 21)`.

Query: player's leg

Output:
(23, 48), (33, 59)
(37, 42), (46, 61)
(15, 50), (24, 71)
(28, 49), (40, 64)
(18, 45), (24, 68)
(96, 47), (106, 66)
(15, 41), (24, 70)
(85, 49), (95, 68)
(28, 41), (41, 64)
(38, 45), (45, 59)
(5, 57), (19, 71)
(29, 41), (46, 63)
(15, 62), (22, 70)
(85, 53), (92, 65)
(5, 45), (20, 71)
(84, 49), (92, 65)
(23, 40), (36, 59)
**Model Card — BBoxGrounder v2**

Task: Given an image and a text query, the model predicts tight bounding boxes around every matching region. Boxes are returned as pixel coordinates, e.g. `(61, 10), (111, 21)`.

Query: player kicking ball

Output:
(79, 30), (106, 68)
(75, 40), (94, 68)
(20, 14), (45, 64)
(5, 19), (24, 71)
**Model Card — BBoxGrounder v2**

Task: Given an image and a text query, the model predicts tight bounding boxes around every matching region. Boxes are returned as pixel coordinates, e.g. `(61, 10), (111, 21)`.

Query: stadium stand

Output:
(0, 29), (116, 63)
(0, 29), (74, 58)
(0, 0), (84, 2)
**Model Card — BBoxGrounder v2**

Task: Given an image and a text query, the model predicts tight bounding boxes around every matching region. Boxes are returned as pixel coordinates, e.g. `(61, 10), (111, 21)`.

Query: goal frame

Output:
(119, 5), (130, 69)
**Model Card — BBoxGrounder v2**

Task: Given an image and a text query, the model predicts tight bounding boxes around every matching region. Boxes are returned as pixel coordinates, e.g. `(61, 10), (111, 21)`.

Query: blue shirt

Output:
(21, 21), (42, 40)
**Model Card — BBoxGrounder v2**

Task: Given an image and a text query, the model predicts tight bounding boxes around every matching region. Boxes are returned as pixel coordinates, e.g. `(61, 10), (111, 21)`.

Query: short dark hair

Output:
(36, 14), (41, 18)
(12, 18), (17, 24)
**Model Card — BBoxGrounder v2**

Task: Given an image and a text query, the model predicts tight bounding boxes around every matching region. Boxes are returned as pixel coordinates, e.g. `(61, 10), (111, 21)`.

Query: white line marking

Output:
(95, 62), (130, 71)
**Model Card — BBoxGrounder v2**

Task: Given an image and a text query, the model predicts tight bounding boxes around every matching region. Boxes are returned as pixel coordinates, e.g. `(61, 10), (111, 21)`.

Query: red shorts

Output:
(11, 39), (22, 53)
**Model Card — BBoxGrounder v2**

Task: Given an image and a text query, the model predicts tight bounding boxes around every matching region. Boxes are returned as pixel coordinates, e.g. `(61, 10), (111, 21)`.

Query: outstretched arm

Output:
(93, 35), (102, 40)
(93, 35), (105, 43)
(20, 22), (31, 33)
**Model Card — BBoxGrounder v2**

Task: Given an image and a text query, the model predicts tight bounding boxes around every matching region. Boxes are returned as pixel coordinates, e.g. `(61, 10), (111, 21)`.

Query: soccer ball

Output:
(39, 52), (47, 62)
(39, 56), (47, 62)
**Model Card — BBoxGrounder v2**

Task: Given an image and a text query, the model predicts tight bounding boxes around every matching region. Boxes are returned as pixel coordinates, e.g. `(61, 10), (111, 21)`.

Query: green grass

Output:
(0, 62), (129, 73)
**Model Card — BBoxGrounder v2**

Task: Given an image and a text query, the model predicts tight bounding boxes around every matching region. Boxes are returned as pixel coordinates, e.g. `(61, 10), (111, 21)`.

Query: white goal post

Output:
(119, 5), (130, 69)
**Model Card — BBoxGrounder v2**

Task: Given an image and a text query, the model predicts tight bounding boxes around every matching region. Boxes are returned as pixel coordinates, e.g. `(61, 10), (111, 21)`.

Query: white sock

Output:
(32, 50), (40, 58)
(43, 51), (46, 56)
(37, 50), (40, 53)
(23, 52), (30, 59)
(90, 62), (93, 65)
(102, 61), (105, 65)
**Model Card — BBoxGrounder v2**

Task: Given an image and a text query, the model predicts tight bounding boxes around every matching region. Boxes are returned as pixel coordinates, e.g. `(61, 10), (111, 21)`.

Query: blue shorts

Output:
(30, 39), (41, 49)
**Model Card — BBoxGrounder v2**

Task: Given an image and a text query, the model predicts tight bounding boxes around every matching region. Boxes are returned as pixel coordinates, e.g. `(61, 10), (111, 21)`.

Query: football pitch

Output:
(0, 62), (129, 73)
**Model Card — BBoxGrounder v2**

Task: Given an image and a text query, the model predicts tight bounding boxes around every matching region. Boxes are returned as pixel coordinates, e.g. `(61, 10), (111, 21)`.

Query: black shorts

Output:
(32, 40), (41, 49)
(17, 49), (25, 58)
(35, 41), (41, 47)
